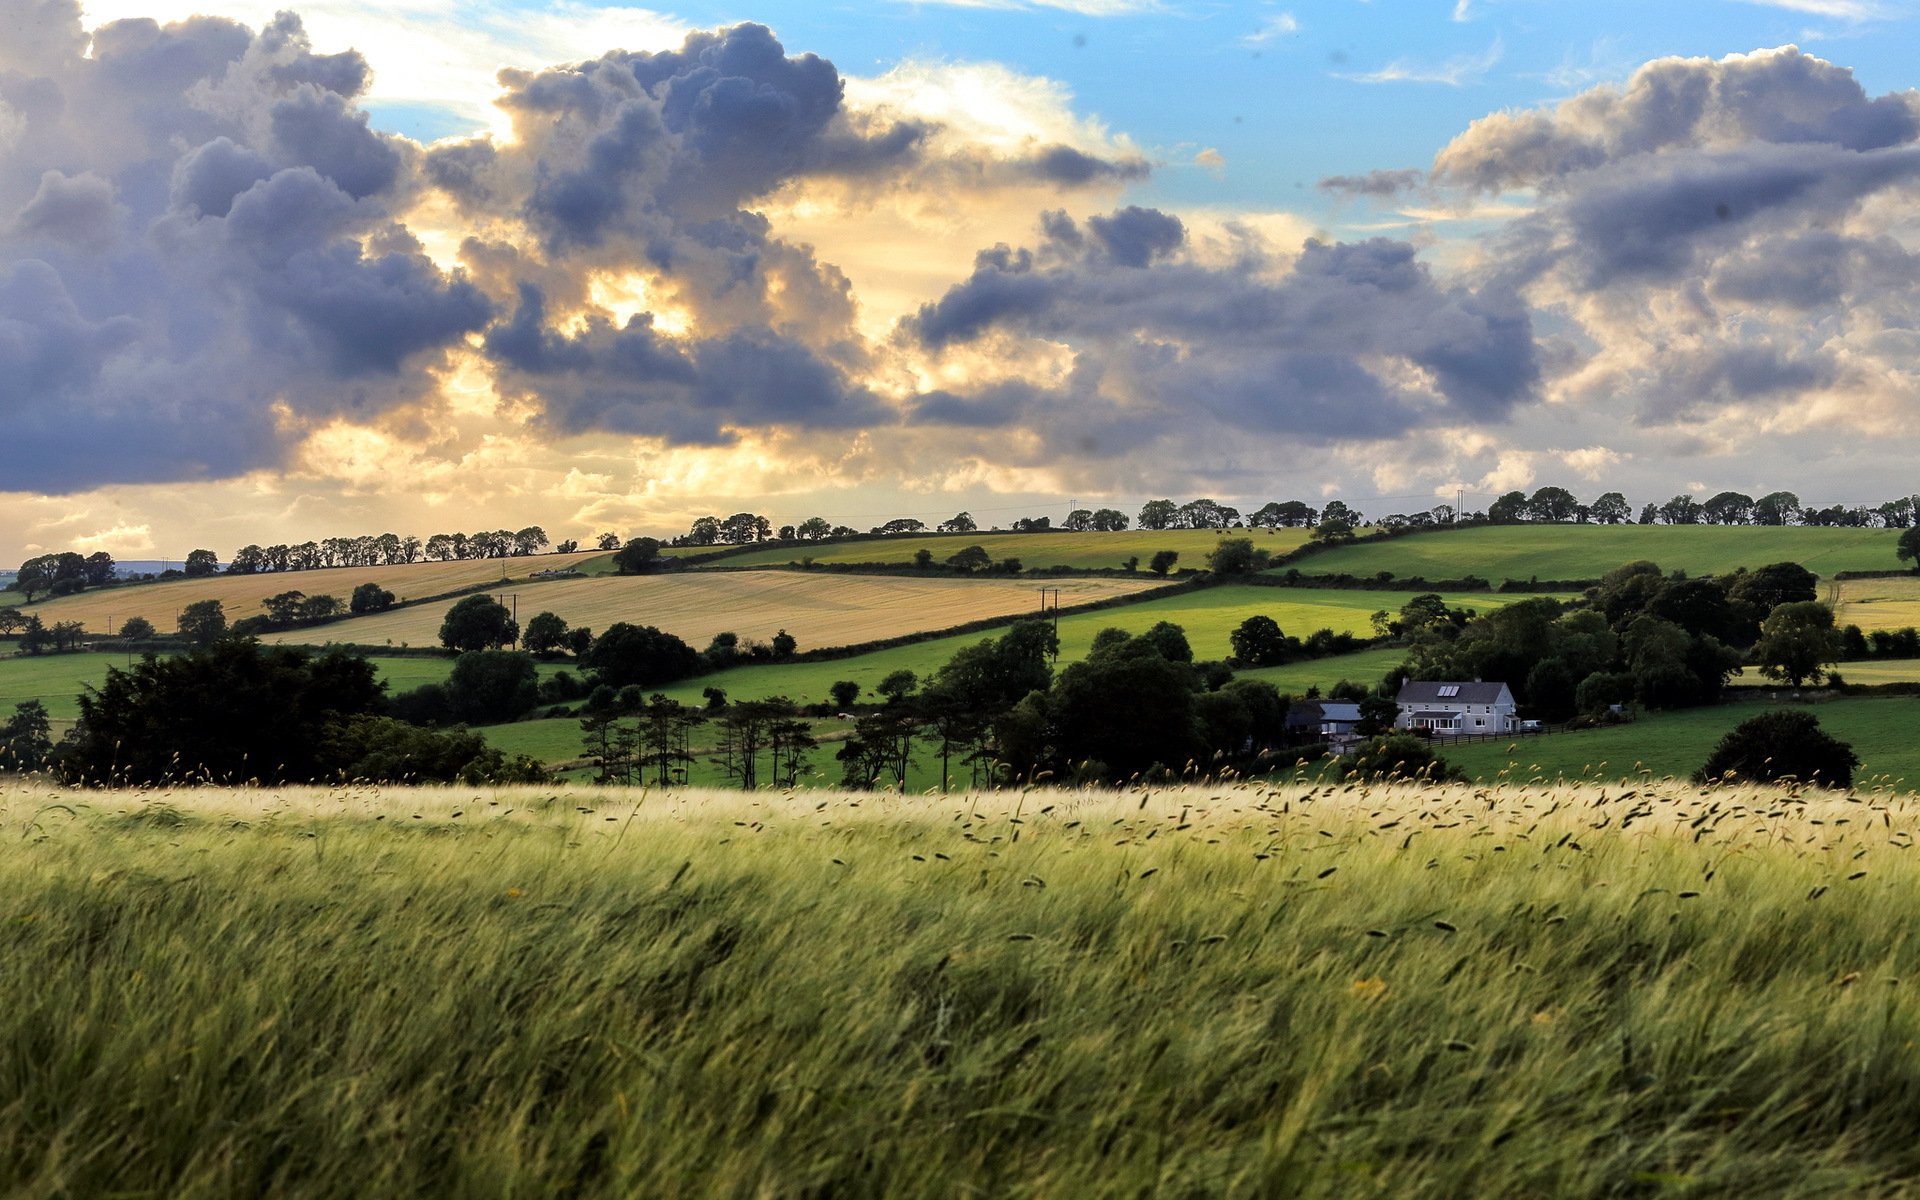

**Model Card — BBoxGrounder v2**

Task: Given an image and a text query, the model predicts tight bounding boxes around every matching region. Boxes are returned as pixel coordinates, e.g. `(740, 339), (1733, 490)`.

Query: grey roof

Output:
(1287, 701), (1362, 726)
(1397, 681), (1513, 705)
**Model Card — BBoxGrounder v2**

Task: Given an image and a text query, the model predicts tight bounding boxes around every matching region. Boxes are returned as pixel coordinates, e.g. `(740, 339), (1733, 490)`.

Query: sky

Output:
(5, 0), (1920, 561)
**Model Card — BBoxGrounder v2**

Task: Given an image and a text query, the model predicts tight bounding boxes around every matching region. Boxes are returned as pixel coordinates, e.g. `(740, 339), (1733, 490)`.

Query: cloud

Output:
(1243, 13), (1300, 44)
(0, 2), (490, 492)
(1341, 37), (1503, 86)
(1736, 0), (1890, 18)
(1420, 44), (1920, 447)
(1318, 167), (1424, 198)
(903, 208), (1542, 464)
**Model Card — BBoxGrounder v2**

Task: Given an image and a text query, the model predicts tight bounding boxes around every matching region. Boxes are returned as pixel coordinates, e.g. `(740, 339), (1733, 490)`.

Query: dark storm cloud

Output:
(0, 0), (489, 493)
(903, 209), (1541, 457)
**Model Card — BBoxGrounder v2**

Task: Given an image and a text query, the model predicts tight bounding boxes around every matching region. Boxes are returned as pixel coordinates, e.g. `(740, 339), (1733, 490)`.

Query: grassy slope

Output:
(5, 781), (1920, 1196)
(14, 551), (604, 633)
(1291, 525), (1900, 584)
(1441, 696), (1920, 789)
(705, 527), (1313, 571)
(263, 573), (1157, 652)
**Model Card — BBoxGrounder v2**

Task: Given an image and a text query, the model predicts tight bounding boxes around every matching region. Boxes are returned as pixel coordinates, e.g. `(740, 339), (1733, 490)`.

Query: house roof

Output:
(1397, 681), (1513, 705)
(1286, 700), (1362, 726)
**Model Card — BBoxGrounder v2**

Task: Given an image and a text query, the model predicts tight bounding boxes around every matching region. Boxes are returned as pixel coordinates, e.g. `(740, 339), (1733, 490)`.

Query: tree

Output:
(1206, 537), (1267, 576)
(1138, 499), (1178, 530)
(610, 537), (662, 575)
(875, 518), (927, 536)
(1320, 500), (1361, 530)
(1590, 492), (1631, 524)
(1345, 735), (1463, 782)
(297, 595), (341, 624)
(1754, 492), (1802, 526)
(771, 629), (797, 659)
(119, 616), (157, 640)
(1752, 601), (1842, 688)
(1527, 487), (1578, 523)
(1660, 494), (1704, 524)
(946, 545), (992, 573)
(56, 640), (387, 785)
(1091, 508), (1129, 532)
(585, 623), (701, 689)
(1063, 509), (1094, 532)
(1147, 549), (1179, 576)
(512, 526), (550, 556)
(638, 694), (705, 786)
(1899, 526), (1920, 572)
(0, 610), (19, 637)
(1726, 562), (1818, 614)
(0, 701), (53, 773)
(798, 517), (835, 539)
(1702, 492), (1755, 525)
(1695, 710), (1857, 789)
(439, 595), (517, 652)
(1229, 615), (1289, 667)
(178, 599), (227, 645)
(1487, 491), (1529, 524)
(685, 516), (722, 545)
(829, 680), (860, 710)
(595, 532), (622, 550)
(350, 582), (397, 614)
(183, 549), (219, 577)
(721, 513), (771, 544)
(446, 651), (541, 724)
(524, 611), (570, 657)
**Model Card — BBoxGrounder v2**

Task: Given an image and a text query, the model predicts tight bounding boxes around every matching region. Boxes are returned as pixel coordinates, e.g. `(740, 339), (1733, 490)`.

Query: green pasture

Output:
(1235, 646), (1407, 696)
(1291, 524), (1901, 584)
(701, 527), (1313, 572)
(1442, 696), (1920, 790)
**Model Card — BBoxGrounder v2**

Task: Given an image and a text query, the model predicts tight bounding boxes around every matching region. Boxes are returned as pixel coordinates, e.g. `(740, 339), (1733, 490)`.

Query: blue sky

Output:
(9, 0), (1920, 559)
(354, 0), (1918, 213)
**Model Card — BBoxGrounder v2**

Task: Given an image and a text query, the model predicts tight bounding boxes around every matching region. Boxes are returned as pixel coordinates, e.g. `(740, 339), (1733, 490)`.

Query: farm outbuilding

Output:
(1395, 681), (1517, 736)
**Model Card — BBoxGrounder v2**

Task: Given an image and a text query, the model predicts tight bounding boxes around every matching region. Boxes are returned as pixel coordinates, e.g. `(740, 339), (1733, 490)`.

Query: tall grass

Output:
(3, 779), (1919, 1196)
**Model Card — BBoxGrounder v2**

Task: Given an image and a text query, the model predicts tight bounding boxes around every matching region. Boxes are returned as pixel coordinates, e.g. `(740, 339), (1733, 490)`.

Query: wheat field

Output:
(260, 571), (1160, 652)
(18, 552), (604, 634)
(4, 777), (1920, 1196)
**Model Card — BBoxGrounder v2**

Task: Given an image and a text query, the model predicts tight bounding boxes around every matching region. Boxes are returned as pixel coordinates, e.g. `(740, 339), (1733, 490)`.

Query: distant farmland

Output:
(263, 572), (1163, 653)
(1832, 574), (1920, 631)
(704, 527), (1313, 571)
(16, 551), (603, 634)
(1291, 525), (1901, 583)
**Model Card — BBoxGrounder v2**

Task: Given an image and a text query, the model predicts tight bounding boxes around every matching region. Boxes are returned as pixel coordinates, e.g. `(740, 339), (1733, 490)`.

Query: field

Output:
(704, 527), (1313, 572)
(1293, 524), (1901, 584)
(263, 573), (1161, 653)
(0, 652), (566, 728)
(478, 588), (1538, 764)
(1833, 574), (1920, 632)
(1442, 696), (1920, 789)
(5, 780), (1920, 1195)
(14, 551), (603, 634)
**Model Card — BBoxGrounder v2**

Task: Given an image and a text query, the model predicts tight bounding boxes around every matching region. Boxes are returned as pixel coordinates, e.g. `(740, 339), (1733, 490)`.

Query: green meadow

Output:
(6, 780), (1920, 1196)
(1293, 524), (1902, 584)
(702, 527), (1313, 572)
(1442, 695), (1920, 790)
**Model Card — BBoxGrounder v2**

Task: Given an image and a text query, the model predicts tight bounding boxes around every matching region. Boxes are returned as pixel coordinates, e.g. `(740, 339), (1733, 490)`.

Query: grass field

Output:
(1443, 696), (1920, 789)
(1292, 524), (1901, 584)
(0, 651), (564, 727)
(6, 780), (1920, 1195)
(264, 573), (1160, 653)
(704, 527), (1314, 572)
(1832, 574), (1920, 631)
(1236, 646), (1408, 695)
(13, 551), (603, 634)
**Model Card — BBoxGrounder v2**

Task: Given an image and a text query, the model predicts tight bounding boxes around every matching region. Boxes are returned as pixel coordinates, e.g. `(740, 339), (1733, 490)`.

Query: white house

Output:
(1394, 681), (1517, 736)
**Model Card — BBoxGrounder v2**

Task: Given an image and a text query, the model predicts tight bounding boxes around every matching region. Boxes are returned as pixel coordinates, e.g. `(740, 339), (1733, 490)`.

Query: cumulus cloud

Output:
(0, 0), (486, 492)
(1420, 45), (1920, 455)
(901, 207), (1541, 466)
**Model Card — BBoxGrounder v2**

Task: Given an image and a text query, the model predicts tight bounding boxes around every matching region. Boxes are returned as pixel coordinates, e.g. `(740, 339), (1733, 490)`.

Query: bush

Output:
(1345, 735), (1464, 783)
(1694, 710), (1858, 789)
